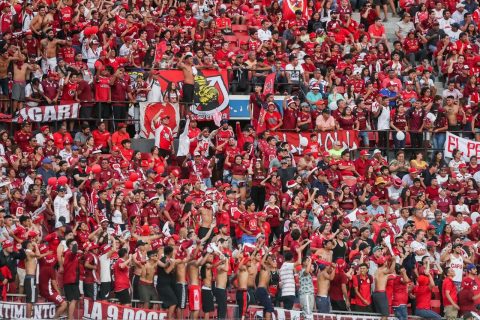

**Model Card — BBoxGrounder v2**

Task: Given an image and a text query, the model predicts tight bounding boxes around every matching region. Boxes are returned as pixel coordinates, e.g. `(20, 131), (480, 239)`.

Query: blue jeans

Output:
(241, 234), (257, 245)
(315, 296), (331, 313)
(359, 131), (369, 147)
(202, 178), (212, 188)
(393, 305), (408, 320)
(415, 308), (442, 319)
(432, 133), (446, 150)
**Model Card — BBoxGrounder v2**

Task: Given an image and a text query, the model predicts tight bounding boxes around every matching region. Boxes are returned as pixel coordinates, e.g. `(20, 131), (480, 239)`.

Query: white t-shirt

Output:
(279, 262), (296, 296)
(396, 20), (414, 38)
(372, 103), (391, 130)
(285, 64), (304, 82)
(99, 253), (112, 283)
(258, 28), (272, 42)
(410, 240), (428, 261)
(450, 220), (470, 235)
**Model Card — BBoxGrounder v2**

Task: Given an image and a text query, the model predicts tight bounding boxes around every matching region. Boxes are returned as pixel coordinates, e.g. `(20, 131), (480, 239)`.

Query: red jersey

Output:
(113, 258), (130, 292)
(84, 252), (100, 284)
(241, 212), (260, 235)
(154, 124), (173, 150)
(61, 81), (78, 102)
(94, 76), (110, 102)
(215, 129), (234, 154)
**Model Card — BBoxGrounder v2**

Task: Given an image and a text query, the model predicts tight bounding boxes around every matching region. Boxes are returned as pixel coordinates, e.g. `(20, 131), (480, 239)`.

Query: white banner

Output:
(139, 102), (180, 138)
(15, 103), (80, 122)
(0, 301), (56, 319)
(444, 132), (480, 161)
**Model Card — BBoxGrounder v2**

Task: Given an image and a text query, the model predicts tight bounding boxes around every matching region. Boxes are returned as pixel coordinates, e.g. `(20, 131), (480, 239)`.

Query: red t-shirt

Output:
(392, 275), (409, 307)
(94, 76), (110, 102)
(329, 272), (348, 301)
(352, 274), (372, 306)
(442, 277), (457, 306)
(413, 282), (431, 309)
(264, 111), (282, 130)
(241, 212), (259, 235)
(113, 258), (130, 292)
(63, 250), (80, 284)
(84, 252), (100, 284)
(92, 129), (111, 148)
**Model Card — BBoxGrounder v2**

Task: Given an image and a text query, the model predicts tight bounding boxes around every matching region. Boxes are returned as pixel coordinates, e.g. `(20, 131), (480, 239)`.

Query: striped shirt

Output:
(279, 262), (296, 297)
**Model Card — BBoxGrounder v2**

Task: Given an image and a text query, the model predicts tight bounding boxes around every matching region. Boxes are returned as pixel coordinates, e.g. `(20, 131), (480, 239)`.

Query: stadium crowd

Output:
(1, 0), (480, 318)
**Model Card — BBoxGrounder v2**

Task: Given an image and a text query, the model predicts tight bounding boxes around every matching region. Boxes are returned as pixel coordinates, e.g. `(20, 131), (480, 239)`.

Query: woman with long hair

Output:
(250, 158), (267, 210)
(230, 154), (248, 200)
(265, 195), (282, 244)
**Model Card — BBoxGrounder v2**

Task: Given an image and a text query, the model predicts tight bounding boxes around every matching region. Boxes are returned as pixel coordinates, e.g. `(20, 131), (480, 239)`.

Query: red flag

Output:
(256, 108), (267, 133)
(263, 73), (275, 95)
(282, 0), (306, 20)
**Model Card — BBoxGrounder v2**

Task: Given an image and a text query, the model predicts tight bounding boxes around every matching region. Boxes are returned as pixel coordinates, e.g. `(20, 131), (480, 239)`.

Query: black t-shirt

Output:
(72, 167), (88, 187)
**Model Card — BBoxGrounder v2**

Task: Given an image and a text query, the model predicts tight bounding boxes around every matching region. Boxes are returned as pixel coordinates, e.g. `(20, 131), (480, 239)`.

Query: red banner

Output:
(156, 69), (230, 121)
(82, 299), (168, 320)
(263, 73), (275, 95)
(272, 130), (360, 151)
(282, 0), (307, 20)
(82, 299), (395, 320)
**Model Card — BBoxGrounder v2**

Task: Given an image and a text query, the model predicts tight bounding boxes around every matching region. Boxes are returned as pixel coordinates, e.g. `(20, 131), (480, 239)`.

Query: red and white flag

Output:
(282, 0), (306, 20)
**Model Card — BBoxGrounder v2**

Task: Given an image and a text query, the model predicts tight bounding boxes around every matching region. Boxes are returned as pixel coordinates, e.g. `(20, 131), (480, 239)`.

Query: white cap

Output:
(373, 149), (381, 154)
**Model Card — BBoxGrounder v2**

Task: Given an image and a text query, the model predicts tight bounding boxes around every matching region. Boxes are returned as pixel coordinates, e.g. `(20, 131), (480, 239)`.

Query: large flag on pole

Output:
(282, 0), (307, 20)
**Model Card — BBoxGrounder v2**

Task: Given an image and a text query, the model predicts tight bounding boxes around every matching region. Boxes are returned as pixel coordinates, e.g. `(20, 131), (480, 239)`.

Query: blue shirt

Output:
(367, 204), (385, 215)
(379, 88), (397, 108)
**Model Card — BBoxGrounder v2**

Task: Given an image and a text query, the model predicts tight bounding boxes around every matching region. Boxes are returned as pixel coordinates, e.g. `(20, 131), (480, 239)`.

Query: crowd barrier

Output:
(0, 294), (451, 320)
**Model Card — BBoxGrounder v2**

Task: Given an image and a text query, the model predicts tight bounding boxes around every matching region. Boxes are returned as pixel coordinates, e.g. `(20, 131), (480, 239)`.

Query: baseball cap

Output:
(466, 263), (477, 272)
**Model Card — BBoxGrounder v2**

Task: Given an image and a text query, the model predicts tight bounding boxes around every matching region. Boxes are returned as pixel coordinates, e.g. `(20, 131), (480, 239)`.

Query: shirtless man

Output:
(247, 251), (260, 303)
(187, 246), (208, 320)
(372, 256), (396, 320)
(316, 261), (336, 313)
(255, 254), (275, 320)
(200, 254), (215, 320)
(30, 6), (47, 37)
(24, 240), (48, 319)
(0, 51), (17, 112)
(236, 256), (252, 320)
(178, 52), (196, 106)
(138, 250), (159, 309)
(198, 200), (214, 243)
(175, 249), (189, 320)
(444, 96), (461, 131)
(214, 253), (229, 320)
(132, 241), (147, 300)
(317, 239), (334, 263)
(41, 29), (67, 73)
(12, 54), (33, 113)
(42, 6), (56, 32)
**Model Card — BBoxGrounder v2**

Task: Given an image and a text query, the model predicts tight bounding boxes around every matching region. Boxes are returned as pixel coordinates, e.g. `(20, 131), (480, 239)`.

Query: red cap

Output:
(459, 163), (467, 169)
(28, 230), (38, 238)
(409, 168), (418, 174)
(2, 240), (13, 249)
(360, 150), (370, 156)
(370, 196), (379, 202)
(377, 256), (387, 266)
(141, 160), (149, 168)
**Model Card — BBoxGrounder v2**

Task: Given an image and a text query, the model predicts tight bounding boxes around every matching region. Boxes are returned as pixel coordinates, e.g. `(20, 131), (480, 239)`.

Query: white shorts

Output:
(17, 267), (25, 286)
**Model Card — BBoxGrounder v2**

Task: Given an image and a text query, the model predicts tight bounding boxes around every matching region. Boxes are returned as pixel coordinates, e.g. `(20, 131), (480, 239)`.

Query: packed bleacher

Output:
(1, 0), (480, 319)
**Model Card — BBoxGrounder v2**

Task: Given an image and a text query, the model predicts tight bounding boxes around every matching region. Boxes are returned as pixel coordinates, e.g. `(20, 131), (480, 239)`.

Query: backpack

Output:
(350, 274), (373, 299)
